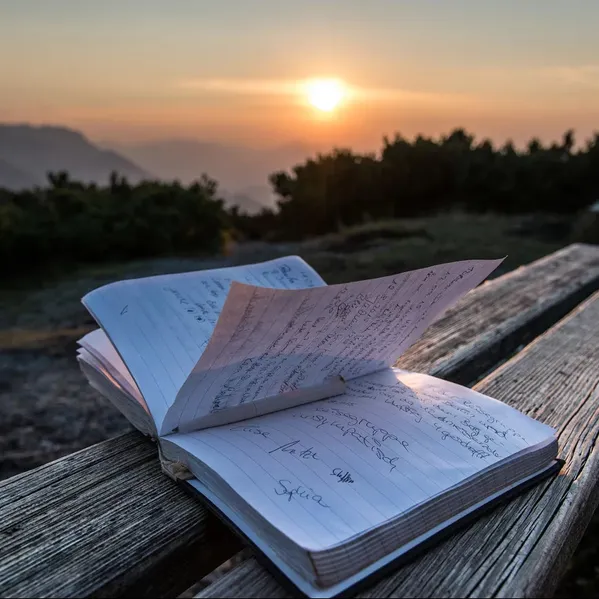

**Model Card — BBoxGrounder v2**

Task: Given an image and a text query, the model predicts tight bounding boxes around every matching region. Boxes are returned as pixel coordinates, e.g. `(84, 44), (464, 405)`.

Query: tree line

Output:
(234, 128), (599, 240)
(0, 172), (226, 277)
(1, 128), (598, 277)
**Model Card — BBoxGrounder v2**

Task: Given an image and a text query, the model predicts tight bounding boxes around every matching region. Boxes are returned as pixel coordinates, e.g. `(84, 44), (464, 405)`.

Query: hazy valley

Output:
(0, 124), (319, 213)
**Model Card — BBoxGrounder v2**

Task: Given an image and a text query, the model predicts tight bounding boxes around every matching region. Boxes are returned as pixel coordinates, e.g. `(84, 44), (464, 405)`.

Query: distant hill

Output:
(0, 124), (316, 213)
(219, 189), (268, 214)
(111, 139), (315, 213)
(0, 158), (39, 190)
(0, 124), (149, 190)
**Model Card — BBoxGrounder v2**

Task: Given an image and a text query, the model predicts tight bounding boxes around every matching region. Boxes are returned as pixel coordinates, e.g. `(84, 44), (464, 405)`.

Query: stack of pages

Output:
(77, 256), (559, 598)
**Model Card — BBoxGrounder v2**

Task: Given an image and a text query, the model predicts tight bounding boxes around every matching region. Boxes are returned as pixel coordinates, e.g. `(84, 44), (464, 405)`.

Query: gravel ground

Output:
(0, 341), (132, 479)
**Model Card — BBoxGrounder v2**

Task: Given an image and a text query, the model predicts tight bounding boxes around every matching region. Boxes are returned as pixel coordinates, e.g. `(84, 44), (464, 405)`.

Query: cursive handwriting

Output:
(433, 423), (491, 459)
(179, 259), (498, 415)
(274, 479), (330, 508)
(269, 440), (320, 461)
(230, 424), (270, 439)
(385, 397), (422, 423)
(331, 468), (354, 484)
(293, 410), (408, 473)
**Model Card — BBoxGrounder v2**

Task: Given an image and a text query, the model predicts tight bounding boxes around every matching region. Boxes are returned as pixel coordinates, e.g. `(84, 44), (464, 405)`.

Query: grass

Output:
(292, 212), (577, 283)
(0, 212), (578, 332)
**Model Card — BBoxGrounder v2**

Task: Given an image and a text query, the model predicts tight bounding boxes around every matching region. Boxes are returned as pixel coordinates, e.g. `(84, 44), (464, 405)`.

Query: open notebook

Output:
(77, 256), (560, 598)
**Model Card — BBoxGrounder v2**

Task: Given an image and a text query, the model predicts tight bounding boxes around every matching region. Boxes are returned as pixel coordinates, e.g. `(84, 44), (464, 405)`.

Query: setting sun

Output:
(306, 79), (346, 112)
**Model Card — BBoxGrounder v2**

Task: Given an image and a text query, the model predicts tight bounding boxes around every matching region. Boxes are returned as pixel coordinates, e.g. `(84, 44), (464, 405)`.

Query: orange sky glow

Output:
(2, 1), (598, 150)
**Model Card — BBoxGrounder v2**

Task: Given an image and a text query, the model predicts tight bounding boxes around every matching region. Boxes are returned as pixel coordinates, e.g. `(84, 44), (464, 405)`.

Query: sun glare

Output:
(306, 79), (345, 112)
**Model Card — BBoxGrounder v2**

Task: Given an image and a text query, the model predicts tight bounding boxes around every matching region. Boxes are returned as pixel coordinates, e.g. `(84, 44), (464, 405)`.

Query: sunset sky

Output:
(1, 0), (598, 150)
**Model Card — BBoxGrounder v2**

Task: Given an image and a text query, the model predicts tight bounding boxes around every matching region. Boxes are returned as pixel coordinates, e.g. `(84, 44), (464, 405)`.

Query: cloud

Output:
(179, 78), (302, 96)
(178, 78), (473, 105)
(541, 65), (599, 89)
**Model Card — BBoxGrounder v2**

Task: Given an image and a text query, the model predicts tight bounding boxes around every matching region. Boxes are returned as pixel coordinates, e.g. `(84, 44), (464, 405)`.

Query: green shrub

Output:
(0, 172), (227, 277)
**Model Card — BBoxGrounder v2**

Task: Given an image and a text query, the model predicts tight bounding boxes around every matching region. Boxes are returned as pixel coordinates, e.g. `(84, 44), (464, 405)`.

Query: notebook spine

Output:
(157, 443), (194, 481)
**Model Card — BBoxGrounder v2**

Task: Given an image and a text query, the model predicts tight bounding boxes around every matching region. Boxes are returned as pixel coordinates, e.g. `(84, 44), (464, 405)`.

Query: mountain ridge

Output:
(0, 158), (40, 190)
(109, 138), (316, 211)
(0, 124), (149, 190)
(0, 124), (318, 212)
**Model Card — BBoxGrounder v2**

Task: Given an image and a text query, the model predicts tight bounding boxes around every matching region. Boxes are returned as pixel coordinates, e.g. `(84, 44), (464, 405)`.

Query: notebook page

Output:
(188, 463), (558, 598)
(163, 259), (501, 434)
(82, 256), (326, 428)
(79, 329), (144, 406)
(166, 367), (555, 551)
(78, 351), (157, 434)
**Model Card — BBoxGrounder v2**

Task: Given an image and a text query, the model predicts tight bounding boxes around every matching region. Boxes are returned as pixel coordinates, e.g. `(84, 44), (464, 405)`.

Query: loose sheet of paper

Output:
(166, 368), (555, 551)
(163, 258), (502, 434)
(82, 256), (326, 428)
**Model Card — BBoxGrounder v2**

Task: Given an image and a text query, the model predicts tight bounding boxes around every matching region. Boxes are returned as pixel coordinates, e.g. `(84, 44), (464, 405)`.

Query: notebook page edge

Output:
(81, 256), (327, 433)
(185, 460), (560, 598)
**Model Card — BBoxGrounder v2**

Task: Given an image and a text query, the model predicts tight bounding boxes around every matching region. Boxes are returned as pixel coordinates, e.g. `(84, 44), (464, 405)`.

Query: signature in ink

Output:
(274, 480), (330, 508)
(269, 440), (319, 460)
(331, 468), (354, 484)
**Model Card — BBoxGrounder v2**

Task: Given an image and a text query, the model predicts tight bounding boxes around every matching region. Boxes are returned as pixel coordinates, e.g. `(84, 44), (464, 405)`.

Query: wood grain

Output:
(0, 434), (241, 598)
(398, 242), (599, 384)
(198, 289), (599, 599)
(2, 243), (599, 598)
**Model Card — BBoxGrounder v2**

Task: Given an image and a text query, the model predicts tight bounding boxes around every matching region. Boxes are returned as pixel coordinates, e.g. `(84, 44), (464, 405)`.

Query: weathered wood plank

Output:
(198, 289), (599, 599)
(0, 433), (241, 598)
(2, 243), (599, 599)
(399, 242), (599, 383)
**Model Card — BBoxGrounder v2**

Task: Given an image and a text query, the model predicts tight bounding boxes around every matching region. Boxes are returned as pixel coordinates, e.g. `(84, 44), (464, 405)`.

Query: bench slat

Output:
(0, 434), (240, 598)
(2, 243), (599, 598)
(399, 242), (599, 382)
(198, 289), (599, 599)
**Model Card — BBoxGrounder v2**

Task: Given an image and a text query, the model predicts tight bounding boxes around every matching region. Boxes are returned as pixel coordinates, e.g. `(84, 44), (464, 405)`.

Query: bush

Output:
(246, 128), (599, 240)
(0, 172), (227, 277)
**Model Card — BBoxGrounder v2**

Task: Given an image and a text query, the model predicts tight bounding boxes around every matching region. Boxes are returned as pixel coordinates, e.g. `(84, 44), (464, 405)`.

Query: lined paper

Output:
(163, 259), (502, 434)
(82, 256), (326, 428)
(79, 329), (144, 406)
(166, 368), (555, 550)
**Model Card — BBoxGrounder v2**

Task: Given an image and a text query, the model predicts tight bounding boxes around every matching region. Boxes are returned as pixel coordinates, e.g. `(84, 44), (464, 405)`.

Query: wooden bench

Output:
(2, 243), (599, 598)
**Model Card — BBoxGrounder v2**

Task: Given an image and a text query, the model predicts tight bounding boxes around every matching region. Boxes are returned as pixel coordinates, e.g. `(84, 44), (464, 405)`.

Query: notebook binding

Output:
(157, 445), (194, 481)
